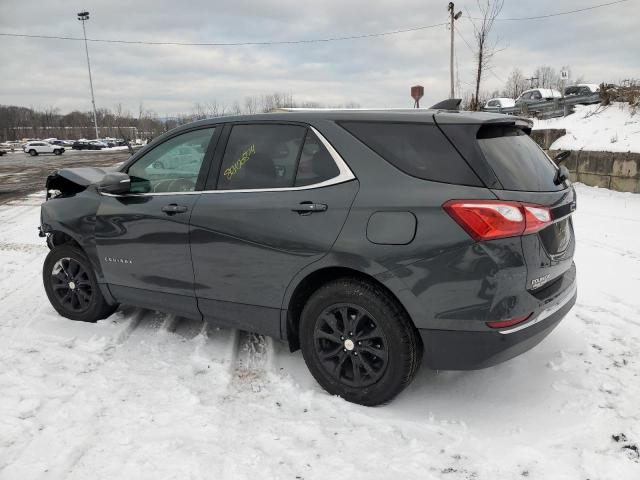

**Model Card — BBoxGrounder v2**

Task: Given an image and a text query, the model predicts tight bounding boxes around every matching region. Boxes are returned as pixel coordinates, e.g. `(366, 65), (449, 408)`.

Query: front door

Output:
(95, 126), (217, 318)
(189, 123), (358, 337)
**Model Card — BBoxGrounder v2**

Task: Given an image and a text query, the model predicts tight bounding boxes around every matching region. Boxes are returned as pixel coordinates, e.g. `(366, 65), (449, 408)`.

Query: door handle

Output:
(292, 202), (328, 215)
(161, 204), (189, 215)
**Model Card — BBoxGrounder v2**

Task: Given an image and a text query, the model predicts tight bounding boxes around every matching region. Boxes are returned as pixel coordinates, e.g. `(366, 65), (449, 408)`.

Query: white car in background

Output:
(483, 97), (516, 112)
(22, 141), (65, 156)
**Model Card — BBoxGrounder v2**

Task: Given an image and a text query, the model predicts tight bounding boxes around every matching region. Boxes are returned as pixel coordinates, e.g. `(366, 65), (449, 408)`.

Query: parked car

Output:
(515, 88), (562, 106)
(97, 139), (116, 148)
(40, 109), (577, 406)
(0, 148), (6, 156)
(72, 140), (104, 150)
(564, 84), (601, 104)
(23, 141), (64, 156)
(565, 84), (600, 96)
(483, 97), (516, 112)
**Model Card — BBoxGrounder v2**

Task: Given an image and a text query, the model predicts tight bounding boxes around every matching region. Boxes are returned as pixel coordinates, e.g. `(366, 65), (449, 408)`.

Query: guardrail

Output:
(483, 93), (600, 119)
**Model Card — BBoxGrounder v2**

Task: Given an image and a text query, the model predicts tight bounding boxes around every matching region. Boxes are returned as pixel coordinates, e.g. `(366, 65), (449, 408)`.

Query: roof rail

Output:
(429, 98), (462, 110)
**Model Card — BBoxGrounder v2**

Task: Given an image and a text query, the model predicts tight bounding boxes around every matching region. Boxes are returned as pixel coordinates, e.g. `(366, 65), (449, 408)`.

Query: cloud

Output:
(0, 0), (637, 114)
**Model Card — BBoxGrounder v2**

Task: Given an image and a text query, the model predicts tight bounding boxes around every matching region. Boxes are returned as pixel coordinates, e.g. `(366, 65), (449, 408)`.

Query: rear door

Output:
(189, 122), (358, 337)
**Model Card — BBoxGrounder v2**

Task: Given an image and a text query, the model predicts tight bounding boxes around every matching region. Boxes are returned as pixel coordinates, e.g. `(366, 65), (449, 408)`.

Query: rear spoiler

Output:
(430, 98), (462, 110)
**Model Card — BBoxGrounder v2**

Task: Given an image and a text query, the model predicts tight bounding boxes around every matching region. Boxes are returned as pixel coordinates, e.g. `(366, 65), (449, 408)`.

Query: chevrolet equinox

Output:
(40, 109), (577, 405)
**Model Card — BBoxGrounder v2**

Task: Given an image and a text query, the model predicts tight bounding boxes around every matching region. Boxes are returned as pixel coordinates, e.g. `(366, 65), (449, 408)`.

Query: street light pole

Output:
(448, 3), (462, 99)
(77, 11), (99, 139)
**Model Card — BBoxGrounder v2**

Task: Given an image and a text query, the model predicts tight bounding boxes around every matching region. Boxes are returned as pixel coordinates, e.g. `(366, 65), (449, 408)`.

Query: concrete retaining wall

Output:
(548, 149), (640, 193)
(531, 129), (567, 150)
(532, 128), (640, 193)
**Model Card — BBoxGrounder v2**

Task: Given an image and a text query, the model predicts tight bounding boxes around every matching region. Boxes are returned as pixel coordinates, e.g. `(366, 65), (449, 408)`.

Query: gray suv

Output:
(40, 109), (577, 405)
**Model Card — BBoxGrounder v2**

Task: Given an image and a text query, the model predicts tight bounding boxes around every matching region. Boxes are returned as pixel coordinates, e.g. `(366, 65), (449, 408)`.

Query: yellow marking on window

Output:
(224, 144), (256, 179)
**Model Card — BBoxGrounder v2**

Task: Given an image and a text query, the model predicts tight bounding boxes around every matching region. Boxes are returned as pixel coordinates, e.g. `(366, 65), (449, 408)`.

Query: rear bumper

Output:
(420, 276), (577, 370)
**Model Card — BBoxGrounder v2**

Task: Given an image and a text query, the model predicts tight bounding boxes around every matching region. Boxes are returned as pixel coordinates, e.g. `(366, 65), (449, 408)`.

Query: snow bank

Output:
(533, 102), (640, 153)
(0, 187), (639, 479)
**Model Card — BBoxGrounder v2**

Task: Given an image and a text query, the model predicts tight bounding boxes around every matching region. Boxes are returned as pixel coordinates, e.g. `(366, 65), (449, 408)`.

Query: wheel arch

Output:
(284, 265), (421, 352)
(47, 230), (83, 250)
(45, 229), (117, 306)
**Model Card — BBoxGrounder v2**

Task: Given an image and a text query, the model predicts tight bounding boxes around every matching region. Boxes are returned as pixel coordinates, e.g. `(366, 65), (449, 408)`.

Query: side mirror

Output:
(554, 165), (570, 186)
(98, 172), (131, 195)
(554, 151), (571, 164)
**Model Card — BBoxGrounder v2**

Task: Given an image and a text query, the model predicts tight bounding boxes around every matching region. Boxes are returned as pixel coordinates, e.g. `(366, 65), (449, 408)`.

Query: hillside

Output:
(533, 102), (640, 153)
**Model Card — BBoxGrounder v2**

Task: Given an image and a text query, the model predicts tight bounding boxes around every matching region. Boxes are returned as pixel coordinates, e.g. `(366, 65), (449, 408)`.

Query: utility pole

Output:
(525, 76), (539, 89)
(448, 2), (462, 99)
(77, 11), (99, 139)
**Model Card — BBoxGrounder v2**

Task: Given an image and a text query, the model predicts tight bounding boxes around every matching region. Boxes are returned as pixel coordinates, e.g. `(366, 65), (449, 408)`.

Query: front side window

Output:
(127, 128), (214, 193)
(218, 124), (306, 190)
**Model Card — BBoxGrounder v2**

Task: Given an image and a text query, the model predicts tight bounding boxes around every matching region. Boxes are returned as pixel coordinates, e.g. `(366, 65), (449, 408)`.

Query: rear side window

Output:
(340, 122), (481, 185)
(218, 124), (306, 189)
(477, 125), (562, 191)
(295, 130), (340, 187)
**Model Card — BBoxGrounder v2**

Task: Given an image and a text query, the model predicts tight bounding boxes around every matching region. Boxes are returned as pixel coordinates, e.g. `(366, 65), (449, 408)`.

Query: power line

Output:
(0, 0), (628, 48)
(469, 0), (628, 21)
(0, 22), (447, 47)
(454, 26), (474, 53)
(454, 26), (504, 84)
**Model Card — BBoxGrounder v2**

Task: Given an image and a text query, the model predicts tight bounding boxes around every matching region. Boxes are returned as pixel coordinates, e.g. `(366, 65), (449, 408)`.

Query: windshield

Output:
(477, 125), (564, 192)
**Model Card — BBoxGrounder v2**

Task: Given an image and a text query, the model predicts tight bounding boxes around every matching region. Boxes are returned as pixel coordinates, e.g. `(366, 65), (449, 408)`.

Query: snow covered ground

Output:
(533, 102), (640, 153)
(0, 185), (639, 479)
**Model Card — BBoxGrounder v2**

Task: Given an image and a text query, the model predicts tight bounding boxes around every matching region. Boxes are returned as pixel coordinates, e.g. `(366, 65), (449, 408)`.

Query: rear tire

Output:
(299, 278), (422, 406)
(54, 149), (62, 155)
(43, 244), (117, 322)
(29, 149), (37, 156)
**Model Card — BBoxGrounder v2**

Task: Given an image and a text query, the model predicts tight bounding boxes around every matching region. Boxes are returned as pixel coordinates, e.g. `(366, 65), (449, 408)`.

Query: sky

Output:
(0, 0), (638, 116)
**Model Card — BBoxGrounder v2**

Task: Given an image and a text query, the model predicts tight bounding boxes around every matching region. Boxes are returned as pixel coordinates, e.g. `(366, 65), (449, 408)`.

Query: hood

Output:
(45, 166), (119, 199)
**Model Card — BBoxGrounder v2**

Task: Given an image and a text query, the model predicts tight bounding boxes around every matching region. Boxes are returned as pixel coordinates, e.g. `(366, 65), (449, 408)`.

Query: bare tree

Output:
(502, 67), (528, 99)
(534, 65), (560, 89)
(244, 96), (258, 114)
(468, 0), (504, 110)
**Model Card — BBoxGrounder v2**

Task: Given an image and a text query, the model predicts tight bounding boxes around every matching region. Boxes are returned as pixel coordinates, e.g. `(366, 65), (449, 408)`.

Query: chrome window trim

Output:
(498, 281), (577, 335)
(100, 126), (355, 197)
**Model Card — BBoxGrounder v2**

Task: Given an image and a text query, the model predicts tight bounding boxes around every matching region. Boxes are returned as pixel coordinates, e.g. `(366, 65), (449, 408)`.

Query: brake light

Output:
(486, 314), (532, 329)
(443, 200), (552, 241)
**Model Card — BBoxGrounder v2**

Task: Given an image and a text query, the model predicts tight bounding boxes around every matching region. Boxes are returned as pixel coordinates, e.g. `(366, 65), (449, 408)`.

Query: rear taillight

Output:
(443, 200), (552, 241)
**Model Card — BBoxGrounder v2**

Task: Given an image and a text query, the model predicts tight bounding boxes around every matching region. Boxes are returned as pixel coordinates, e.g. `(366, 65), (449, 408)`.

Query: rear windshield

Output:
(340, 122), (481, 186)
(477, 125), (563, 191)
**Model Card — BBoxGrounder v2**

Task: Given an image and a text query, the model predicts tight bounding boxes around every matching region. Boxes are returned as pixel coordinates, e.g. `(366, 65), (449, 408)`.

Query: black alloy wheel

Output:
(299, 278), (422, 406)
(313, 303), (388, 388)
(50, 257), (93, 313)
(43, 245), (117, 322)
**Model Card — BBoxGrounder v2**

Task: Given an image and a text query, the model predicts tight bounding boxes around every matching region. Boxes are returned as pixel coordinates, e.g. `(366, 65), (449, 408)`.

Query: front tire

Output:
(29, 149), (37, 156)
(299, 278), (422, 406)
(43, 245), (117, 322)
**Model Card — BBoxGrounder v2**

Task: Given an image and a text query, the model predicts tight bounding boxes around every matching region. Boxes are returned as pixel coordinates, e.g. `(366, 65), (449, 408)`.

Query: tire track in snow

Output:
(231, 331), (274, 392)
(0, 242), (48, 253)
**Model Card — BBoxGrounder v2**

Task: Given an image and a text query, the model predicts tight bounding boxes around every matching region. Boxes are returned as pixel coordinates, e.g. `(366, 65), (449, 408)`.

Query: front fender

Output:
(40, 188), (104, 281)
